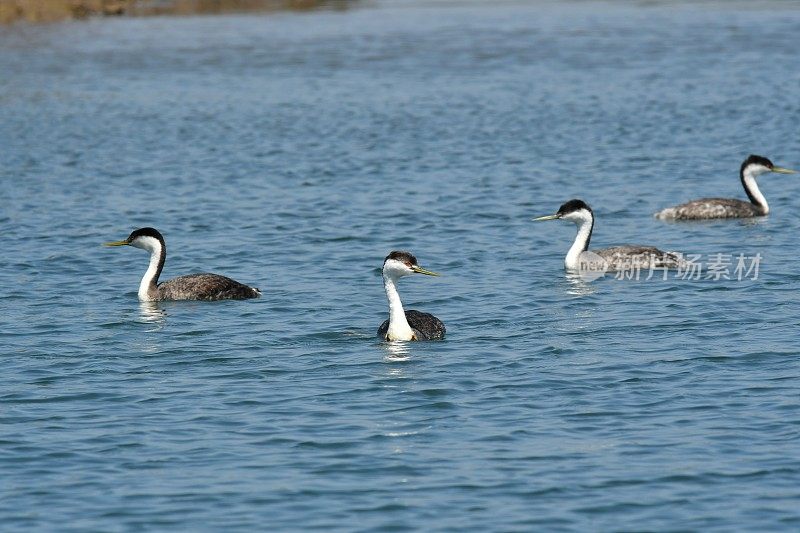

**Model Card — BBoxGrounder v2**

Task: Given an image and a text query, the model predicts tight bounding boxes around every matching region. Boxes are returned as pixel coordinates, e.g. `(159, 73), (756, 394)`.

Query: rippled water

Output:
(2, 1), (800, 530)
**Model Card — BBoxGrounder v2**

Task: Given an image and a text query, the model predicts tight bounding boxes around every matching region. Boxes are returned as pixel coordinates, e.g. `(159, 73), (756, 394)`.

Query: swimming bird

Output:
(534, 199), (684, 272)
(377, 251), (446, 341)
(655, 154), (797, 220)
(104, 227), (260, 301)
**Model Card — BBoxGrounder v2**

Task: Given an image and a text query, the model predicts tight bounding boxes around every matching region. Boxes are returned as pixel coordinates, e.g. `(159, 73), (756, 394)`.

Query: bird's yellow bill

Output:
(772, 166), (797, 174)
(411, 265), (440, 276)
(533, 214), (560, 221)
(103, 240), (129, 247)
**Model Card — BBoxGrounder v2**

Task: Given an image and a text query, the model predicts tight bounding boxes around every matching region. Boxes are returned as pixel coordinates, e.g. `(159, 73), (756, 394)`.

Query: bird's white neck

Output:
(742, 165), (769, 214)
(134, 236), (164, 302)
(383, 274), (415, 341)
(564, 210), (594, 270)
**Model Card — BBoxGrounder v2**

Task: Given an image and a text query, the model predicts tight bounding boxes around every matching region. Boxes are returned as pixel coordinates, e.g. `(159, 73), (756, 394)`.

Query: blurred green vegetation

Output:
(0, 0), (357, 23)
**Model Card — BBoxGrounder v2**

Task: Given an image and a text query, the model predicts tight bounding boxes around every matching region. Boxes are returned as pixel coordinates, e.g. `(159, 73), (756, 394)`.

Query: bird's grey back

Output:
(657, 198), (761, 220)
(595, 246), (684, 270)
(377, 310), (446, 341)
(157, 273), (260, 301)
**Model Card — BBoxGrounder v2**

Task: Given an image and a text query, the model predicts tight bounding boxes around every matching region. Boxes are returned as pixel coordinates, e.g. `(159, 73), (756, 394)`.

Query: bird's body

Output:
(105, 227), (260, 302)
(655, 155), (797, 221)
(591, 245), (684, 271)
(656, 198), (763, 220)
(377, 310), (446, 342)
(378, 251), (445, 341)
(154, 273), (260, 301)
(535, 199), (684, 272)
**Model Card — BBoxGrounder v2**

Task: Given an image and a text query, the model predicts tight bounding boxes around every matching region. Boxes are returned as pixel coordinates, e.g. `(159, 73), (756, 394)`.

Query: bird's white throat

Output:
(742, 163), (770, 214)
(131, 235), (163, 302)
(383, 273), (415, 341)
(563, 209), (594, 270)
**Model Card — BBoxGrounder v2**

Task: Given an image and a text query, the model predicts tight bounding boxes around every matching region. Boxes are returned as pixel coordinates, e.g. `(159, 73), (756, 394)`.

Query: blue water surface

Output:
(2, 1), (800, 530)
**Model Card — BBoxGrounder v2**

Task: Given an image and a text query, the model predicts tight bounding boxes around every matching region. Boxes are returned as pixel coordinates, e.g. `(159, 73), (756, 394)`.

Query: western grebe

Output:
(534, 199), (684, 272)
(104, 227), (260, 301)
(655, 154), (797, 220)
(377, 251), (446, 341)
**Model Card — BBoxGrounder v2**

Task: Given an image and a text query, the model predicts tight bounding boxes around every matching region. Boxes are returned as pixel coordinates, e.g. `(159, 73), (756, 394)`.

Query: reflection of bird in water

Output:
(377, 251), (446, 341)
(138, 302), (166, 324)
(655, 155), (797, 220)
(563, 272), (598, 296)
(535, 199), (684, 271)
(383, 341), (412, 362)
(105, 227), (260, 301)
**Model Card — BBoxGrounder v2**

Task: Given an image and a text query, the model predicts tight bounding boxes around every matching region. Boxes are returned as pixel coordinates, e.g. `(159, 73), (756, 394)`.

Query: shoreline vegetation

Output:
(0, 0), (358, 23)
